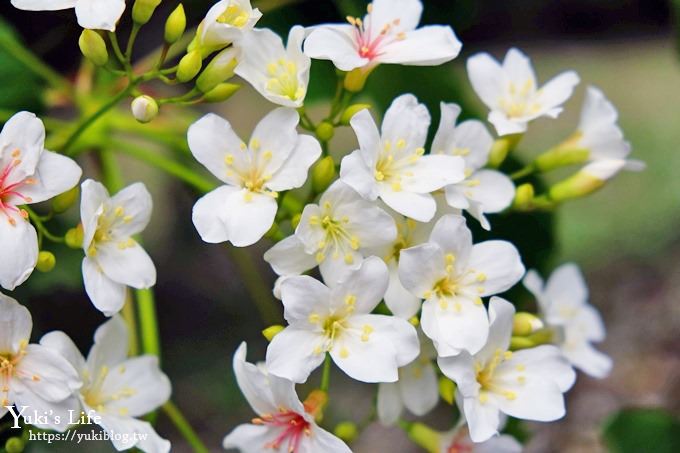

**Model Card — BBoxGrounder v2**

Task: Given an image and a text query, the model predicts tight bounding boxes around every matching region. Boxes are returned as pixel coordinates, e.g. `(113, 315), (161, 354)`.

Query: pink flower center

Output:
(253, 409), (311, 452)
(347, 7), (407, 60)
(0, 150), (34, 226)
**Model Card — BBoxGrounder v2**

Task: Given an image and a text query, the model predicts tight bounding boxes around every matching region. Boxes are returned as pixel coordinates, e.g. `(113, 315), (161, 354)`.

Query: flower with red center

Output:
(223, 343), (351, 453)
(0, 112), (82, 290)
(304, 0), (462, 72)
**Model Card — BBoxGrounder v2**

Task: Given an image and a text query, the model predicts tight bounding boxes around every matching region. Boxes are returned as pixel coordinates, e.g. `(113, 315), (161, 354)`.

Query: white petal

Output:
(0, 216), (38, 290)
(402, 155), (465, 193)
(82, 257), (127, 316)
(380, 189), (436, 222)
(17, 151), (81, 204)
(97, 414), (171, 453)
(250, 108), (300, 172)
(74, 0), (125, 31)
(421, 296), (489, 356)
(545, 263), (588, 308)
(0, 111), (44, 183)
(431, 102), (463, 155)
(493, 375), (566, 422)
(304, 425), (352, 453)
(10, 379), (80, 432)
(0, 293), (32, 355)
(384, 263), (421, 319)
(468, 241), (525, 296)
(381, 94), (430, 150)
(475, 434), (523, 453)
(39, 331), (86, 374)
(398, 243), (446, 298)
(87, 315), (129, 372)
(201, 0), (262, 48)
(223, 189), (278, 247)
(428, 214), (472, 267)
(451, 121), (494, 170)
(232, 342), (277, 415)
(463, 170), (515, 214)
(400, 359), (439, 416)
(378, 26), (461, 66)
(466, 53), (504, 110)
(263, 235), (316, 276)
(377, 382), (403, 425)
(536, 70), (580, 113)
(319, 257), (360, 288)
(11, 0), (76, 11)
(370, 0), (423, 31)
(474, 297), (515, 364)
(223, 424), (279, 453)
(330, 256), (388, 314)
(108, 182), (153, 238)
(339, 150), (379, 200)
(437, 352), (478, 396)
(488, 110), (527, 136)
(280, 275), (331, 323)
(80, 179), (109, 249)
(187, 113), (245, 184)
(562, 341), (612, 379)
(266, 328), (326, 383)
(502, 48), (537, 88)
(191, 185), (237, 244)
(339, 201), (397, 249)
(95, 240), (156, 289)
(504, 344), (576, 393)
(303, 25), (368, 71)
(16, 344), (81, 402)
(350, 108), (381, 169)
(463, 396), (501, 443)
(266, 134), (321, 192)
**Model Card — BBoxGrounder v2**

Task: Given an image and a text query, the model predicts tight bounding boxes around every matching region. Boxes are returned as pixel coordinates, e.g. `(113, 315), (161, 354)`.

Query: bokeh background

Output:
(1, 0), (679, 451)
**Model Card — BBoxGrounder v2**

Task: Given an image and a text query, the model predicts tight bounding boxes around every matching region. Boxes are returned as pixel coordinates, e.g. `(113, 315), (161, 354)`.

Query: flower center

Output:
(308, 202), (360, 264)
(224, 140), (279, 202)
(253, 408), (311, 452)
(475, 349), (522, 403)
(88, 205), (136, 256)
(82, 365), (136, 416)
(347, 4), (407, 60)
(374, 139), (425, 192)
(0, 341), (32, 408)
(499, 79), (541, 119)
(216, 4), (249, 28)
(0, 150), (35, 226)
(266, 59), (305, 101)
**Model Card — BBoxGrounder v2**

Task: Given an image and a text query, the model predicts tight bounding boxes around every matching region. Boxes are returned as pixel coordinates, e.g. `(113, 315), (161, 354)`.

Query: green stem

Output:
(25, 207), (64, 244)
(100, 149), (125, 190)
(510, 164), (535, 181)
(320, 354), (332, 392)
(122, 292), (140, 356)
(108, 32), (128, 68)
(136, 288), (161, 356)
(125, 24), (142, 62)
(162, 401), (209, 453)
(110, 139), (217, 193)
(227, 246), (280, 326)
(0, 31), (72, 95)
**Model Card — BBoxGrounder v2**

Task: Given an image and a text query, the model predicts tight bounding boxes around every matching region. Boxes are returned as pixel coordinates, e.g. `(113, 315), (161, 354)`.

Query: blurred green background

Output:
(1, 0), (679, 452)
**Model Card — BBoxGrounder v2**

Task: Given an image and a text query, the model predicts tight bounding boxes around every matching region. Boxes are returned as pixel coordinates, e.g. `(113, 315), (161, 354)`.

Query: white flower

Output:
(304, 0), (461, 72)
(266, 257), (419, 384)
(340, 95), (465, 222)
(199, 0), (262, 50)
(264, 180), (397, 285)
(189, 109), (321, 247)
(11, 0), (125, 31)
(377, 335), (438, 425)
(0, 111), (82, 290)
(431, 103), (515, 230)
(438, 422), (522, 453)
(467, 48), (580, 136)
(80, 180), (156, 316)
(0, 293), (81, 432)
(223, 343), (351, 453)
(41, 316), (171, 453)
(438, 297), (575, 443)
(235, 26), (310, 108)
(399, 215), (525, 357)
(523, 263), (613, 379)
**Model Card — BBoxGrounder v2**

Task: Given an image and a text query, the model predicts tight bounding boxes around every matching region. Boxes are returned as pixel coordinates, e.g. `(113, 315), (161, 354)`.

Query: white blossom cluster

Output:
(2, 0), (646, 452)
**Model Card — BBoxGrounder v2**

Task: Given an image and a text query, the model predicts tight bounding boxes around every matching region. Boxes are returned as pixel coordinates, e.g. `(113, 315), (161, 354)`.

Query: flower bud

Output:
(548, 172), (607, 202)
(78, 30), (108, 66)
(132, 0), (162, 25)
(262, 325), (284, 341)
(52, 186), (79, 213)
(281, 193), (304, 217)
(340, 104), (371, 126)
(303, 390), (328, 422)
(36, 251), (56, 273)
(513, 312), (544, 336)
(202, 83), (241, 103)
(196, 48), (239, 93)
(512, 183), (534, 210)
(315, 122), (335, 142)
(438, 376), (456, 405)
(510, 336), (535, 350)
(312, 156), (336, 193)
(534, 145), (590, 173)
(131, 95), (159, 123)
(4, 437), (24, 453)
(177, 50), (203, 83)
(406, 422), (440, 453)
(344, 67), (374, 92)
(65, 224), (84, 249)
(164, 4), (186, 44)
(333, 422), (358, 443)
(488, 134), (523, 168)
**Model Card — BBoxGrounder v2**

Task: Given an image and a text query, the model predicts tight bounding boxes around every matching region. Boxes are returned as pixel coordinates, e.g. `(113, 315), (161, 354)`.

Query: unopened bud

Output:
(334, 421), (358, 443)
(438, 376), (456, 405)
(549, 171), (606, 202)
(513, 183), (534, 210)
(312, 156), (336, 193)
(132, 0), (162, 25)
(131, 95), (159, 123)
(52, 186), (79, 213)
(79, 30), (108, 66)
(534, 145), (590, 172)
(65, 224), (84, 249)
(177, 50), (203, 83)
(513, 312), (544, 336)
(262, 325), (284, 341)
(510, 335), (536, 351)
(315, 122), (335, 142)
(344, 67), (374, 92)
(489, 134), (523, 168)
(197, 48), (239, 93)
(281, 193), (303, 217)
(340, 104), (371, 125)
(4, 437), (24, 453)
(36, 251), (56, 273)
(406, 422), (440, 453)
(202, 83), (241, 103)
(164, 4), (186, 44)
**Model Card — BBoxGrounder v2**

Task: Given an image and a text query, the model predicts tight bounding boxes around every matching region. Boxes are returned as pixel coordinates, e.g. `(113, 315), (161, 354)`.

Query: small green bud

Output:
(343, 67), (375, 92)
(312, 156), (336, 193)
(177, 50), (203, 82)
(291, 213), (302, 230)
(510, 336), (535, 351)
(488, 134), (523, 168)
(281, 193), (304, 217)
(164, 4), (186, 44)
(52, 186), (79, 213)
(4, 437), (25, 453)
(512, 183), (535, 210)
(132, 0), (162, 25)
(202, 83), (241, 103)
(315, 122), (335, 142)
(438, 376), (456, 405)
(262, 325), (285, 341)
(513, 312), (544, 336)
(197, 48), (238, 93)
(131, 95), (159, 123)
(333, 421), (358, 443)
(65, 224), (84, 249)
(78, 30), (108, 66)
(549, 171), (607, 202)
(406, 422), (440, 453)
(36, 251), (56, 273)
(340, 104), (371, 126)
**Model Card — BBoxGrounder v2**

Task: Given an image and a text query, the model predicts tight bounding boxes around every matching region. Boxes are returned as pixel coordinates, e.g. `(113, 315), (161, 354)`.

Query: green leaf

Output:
(603, 408), (680, 453)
